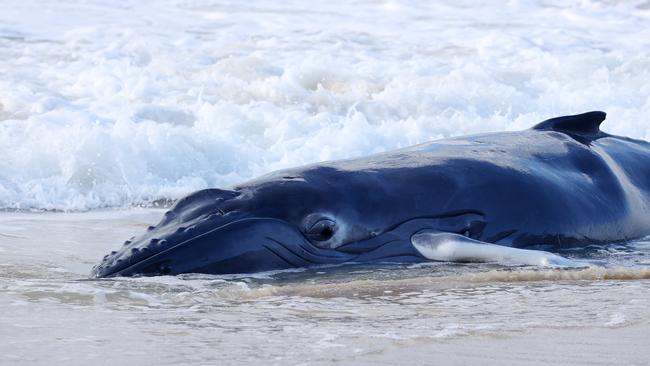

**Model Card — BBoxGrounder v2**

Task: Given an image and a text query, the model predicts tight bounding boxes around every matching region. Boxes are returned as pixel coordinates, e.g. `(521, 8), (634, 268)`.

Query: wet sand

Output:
(318, 324), (650, 366)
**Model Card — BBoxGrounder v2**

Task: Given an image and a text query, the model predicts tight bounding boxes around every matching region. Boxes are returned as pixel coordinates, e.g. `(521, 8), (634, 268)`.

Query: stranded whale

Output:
(92, 111), (650, 277)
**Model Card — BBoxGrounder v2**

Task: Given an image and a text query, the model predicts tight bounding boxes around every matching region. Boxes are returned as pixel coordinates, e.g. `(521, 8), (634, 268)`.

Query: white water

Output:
(2, 0), (650, 210)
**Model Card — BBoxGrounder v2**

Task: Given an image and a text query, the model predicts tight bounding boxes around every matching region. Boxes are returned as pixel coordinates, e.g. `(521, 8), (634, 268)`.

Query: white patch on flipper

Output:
(411, 231), (582, 267)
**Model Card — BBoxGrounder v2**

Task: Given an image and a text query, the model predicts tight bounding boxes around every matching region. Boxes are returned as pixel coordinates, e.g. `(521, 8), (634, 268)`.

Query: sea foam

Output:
(1, 0), (650, 210)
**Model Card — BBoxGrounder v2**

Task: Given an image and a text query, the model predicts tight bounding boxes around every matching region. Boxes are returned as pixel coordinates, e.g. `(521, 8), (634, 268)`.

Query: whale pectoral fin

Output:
(410, 231), (582, 267)
(532, 111), (606, 136)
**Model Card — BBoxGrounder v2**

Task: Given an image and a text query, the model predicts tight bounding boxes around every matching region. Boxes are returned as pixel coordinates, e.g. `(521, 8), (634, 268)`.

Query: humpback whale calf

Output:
(92, 111), (650, 277)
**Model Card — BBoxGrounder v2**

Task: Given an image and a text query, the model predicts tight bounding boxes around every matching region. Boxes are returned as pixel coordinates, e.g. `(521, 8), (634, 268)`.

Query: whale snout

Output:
(91, 231), (181, 278)
(91, 218), (327, 277)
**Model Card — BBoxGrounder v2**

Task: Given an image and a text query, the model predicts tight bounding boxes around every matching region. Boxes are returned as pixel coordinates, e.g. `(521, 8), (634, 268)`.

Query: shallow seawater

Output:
(1, 210), (650, 365)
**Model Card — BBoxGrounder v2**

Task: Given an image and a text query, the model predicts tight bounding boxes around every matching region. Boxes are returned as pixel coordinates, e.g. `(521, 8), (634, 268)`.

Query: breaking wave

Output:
(2, 0), (650, 210)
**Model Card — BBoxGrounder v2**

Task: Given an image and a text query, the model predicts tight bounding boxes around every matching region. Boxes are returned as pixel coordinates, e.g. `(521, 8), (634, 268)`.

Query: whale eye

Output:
(305, 219), (336, 242)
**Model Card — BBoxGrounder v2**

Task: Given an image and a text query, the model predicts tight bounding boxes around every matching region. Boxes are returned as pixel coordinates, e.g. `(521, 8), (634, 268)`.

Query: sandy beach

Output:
(321, 324), (650, 366)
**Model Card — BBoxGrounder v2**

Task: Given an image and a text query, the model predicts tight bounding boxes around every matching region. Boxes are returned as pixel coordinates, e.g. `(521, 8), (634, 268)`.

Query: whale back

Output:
(280, 112), (650, 249)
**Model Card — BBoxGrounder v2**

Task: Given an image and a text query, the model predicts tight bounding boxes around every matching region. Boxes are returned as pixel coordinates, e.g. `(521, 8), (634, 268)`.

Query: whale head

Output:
(91, 165), (486, 277)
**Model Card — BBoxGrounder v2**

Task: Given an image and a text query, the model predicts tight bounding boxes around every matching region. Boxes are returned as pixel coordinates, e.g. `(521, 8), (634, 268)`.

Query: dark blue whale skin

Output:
(91, 111), (650, 277)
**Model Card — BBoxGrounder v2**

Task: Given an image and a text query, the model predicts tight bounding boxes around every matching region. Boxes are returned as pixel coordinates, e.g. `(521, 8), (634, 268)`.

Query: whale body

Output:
(92, 111), (650, 277)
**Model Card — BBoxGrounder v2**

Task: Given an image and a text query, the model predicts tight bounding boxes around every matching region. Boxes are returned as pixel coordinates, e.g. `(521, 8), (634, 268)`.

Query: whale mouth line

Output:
(264, 239), (321, 265)
(261, 244), (300, 268)
(264, 237), (354, 265)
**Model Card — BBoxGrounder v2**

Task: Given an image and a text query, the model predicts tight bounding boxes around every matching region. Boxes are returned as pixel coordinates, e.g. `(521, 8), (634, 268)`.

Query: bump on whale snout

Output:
(162, 188), (241, 224)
